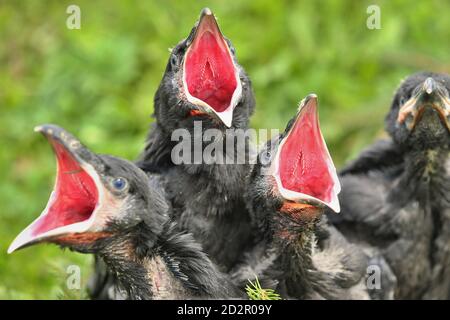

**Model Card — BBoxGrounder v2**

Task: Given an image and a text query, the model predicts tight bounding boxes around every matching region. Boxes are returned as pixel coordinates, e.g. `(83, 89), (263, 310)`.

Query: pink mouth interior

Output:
(31, 141), (98, 236)
(278, 102), (335, 204)
(184, 18), (237, 113)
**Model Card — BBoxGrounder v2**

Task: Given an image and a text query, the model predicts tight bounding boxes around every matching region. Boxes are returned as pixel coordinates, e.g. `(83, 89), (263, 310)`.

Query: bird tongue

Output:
(30, 140), (98, 236)
(183, 10), (238, 125)
(275, 96), (340, 212)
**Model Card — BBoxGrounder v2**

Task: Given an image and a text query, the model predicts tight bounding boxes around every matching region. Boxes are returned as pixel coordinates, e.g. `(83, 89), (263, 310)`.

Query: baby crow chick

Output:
(331, 72), (450, 299)
(90, 9), (256, 298)
(136, 8), (256, 270)
(231, 95), (369, 299)
(8, 125), (240, 300)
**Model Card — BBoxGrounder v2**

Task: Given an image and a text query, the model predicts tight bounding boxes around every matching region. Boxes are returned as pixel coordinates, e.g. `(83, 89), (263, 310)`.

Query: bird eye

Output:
(170, 55), (179, 68)
(260, 150), (272, 167)
(399, 97), (407, 106)
(112, 177), (127, 191)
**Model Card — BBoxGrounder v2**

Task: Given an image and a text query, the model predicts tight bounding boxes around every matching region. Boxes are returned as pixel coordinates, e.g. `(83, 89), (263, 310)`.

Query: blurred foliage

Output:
(0, 0), (449, 299)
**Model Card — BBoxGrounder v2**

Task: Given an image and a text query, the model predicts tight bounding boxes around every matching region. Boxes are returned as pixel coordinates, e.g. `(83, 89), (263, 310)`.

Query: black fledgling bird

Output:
(136, 8), (256, 270)
(231, 95), (369, 299)
(90, 8), (256, 299)
(330, 72), (450, 299)
(8, 125), (240, 300)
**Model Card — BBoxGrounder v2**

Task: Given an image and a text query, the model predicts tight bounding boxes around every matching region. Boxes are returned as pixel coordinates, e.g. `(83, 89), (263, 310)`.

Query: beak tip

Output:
(201, 7), (213, 16)
(423, 77), (436, 95)
(8, 225), (39, 254)
(307, 93), (318, 100)
(34, 124), (56, 136)
(7, 240), (21, 254)
(298, 93), (319, 113)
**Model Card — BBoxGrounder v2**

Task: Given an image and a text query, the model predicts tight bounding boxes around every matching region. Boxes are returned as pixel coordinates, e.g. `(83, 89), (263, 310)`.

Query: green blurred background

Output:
(0, 0), (449, 299)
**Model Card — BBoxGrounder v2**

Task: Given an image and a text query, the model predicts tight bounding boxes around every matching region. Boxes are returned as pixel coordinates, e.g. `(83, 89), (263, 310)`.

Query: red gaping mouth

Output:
(183, 8), (241, 127)
(8, 127), (100, 253)
(273, 95), (340, 212)
(32, 140), (98, 236)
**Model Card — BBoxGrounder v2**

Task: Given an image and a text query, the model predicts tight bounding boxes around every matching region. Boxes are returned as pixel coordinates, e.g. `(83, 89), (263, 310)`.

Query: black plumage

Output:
(90, 9), (256, 299)
(136, 8), (256, 270)
(9, 125), (240, 300)
(329, 72), (450, 299)
(231, 98), (369, 299)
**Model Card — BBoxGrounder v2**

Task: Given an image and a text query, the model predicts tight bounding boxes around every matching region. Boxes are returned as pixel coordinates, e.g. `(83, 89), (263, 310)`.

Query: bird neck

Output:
(267, 203), (347, 299)
(137, 117), (254, 174)
(404, 147), (448, 174)
(402, 148), (448, 187)
(96, 224), (172, 299)
(271, 202), (322, 243)
(387, 147), (449, 208)
(278, 234), (316, 297)
(264, 205), (324, 298)
(98, 222), (237, 299)
(98, 235), (153, 300)
(271, 213), (343, 299)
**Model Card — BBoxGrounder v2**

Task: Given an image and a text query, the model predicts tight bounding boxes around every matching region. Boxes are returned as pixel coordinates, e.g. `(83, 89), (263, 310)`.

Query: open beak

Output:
(271, 95), (341, 213)
(8, 125), (106, 253)
(397, 77), (450, 131)
(182, 8), (242, 128)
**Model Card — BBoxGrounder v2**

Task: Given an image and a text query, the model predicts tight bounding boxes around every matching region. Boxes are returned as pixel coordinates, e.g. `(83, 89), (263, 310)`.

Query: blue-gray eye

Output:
(399, 97), (407, 106)
(260, 150), (272, 167)
(170, 54), (178, 68)
(112, 177), (127, 191)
